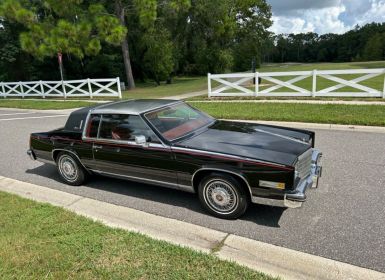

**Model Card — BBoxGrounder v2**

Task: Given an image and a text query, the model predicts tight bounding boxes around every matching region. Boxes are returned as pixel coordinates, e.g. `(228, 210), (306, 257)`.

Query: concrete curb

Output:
(216, 235), (385, 280)
(0, 176), (384, 280)
(225, 119), (385, 133)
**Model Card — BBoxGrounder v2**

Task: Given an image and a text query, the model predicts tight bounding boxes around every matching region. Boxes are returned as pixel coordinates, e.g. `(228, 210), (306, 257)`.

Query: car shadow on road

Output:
(26, 164), (286, 228)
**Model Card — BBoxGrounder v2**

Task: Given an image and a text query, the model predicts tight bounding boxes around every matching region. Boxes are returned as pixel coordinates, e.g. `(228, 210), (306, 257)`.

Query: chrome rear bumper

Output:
(27, 149), (36, 160)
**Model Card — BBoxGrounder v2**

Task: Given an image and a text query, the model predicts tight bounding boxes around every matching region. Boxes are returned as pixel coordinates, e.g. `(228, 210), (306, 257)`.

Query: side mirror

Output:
(134, 135), (147, 146)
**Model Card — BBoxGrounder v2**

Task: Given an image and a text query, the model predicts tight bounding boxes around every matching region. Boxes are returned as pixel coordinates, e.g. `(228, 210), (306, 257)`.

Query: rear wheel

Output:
(56, 152), (87, 186)
(198, 173), (249, 219)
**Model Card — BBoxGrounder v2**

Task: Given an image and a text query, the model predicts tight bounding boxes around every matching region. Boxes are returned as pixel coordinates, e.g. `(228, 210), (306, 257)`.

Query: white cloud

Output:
(270, 16), (313, 34)
(268, 0), (385, 34)
(352, 0), (385, 25)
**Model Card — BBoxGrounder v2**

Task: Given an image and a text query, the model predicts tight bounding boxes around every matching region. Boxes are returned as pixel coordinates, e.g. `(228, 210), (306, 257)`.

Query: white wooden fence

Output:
(0, 77), (122, 99)
(208, 69), (385, 98)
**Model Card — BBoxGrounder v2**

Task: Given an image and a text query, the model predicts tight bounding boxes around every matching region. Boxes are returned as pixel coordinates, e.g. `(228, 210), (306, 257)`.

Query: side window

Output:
(99, 114), (160, 143)
(87, 114), (101, 138)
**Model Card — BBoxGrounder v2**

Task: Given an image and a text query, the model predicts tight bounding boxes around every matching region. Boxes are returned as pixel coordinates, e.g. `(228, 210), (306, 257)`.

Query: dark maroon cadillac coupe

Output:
(28, 100), (322, 219)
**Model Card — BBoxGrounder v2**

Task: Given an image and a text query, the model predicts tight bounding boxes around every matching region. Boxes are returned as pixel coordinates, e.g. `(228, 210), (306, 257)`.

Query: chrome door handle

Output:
(93, 145), (103, 149)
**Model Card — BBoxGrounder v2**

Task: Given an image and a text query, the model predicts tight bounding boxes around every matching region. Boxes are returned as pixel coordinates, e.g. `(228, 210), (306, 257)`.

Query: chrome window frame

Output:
(81, 109), (168, 148)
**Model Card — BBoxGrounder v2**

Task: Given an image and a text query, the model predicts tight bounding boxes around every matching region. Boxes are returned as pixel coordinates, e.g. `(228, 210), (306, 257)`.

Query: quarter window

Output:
(98, 114), (160, 143)
(87, 114), (101, 138)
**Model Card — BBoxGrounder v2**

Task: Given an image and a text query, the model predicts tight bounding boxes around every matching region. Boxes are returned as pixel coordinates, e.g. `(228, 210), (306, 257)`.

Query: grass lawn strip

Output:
(189, 102), (385, 127)
(0, 191), (275, 280)
(1, 99), (385, 127)
(0, 100), (98, 110)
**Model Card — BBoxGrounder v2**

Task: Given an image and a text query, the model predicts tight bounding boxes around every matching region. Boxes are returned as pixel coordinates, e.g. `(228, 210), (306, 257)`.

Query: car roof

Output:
(91, 99), (182, 115)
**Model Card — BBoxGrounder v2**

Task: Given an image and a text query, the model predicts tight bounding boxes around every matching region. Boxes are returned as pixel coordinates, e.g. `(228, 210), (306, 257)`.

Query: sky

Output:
(268, 0), (385, 34)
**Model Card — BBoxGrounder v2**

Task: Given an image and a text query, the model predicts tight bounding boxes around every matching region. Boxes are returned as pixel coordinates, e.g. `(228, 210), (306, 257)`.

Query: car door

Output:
(91, 113), (178, 186)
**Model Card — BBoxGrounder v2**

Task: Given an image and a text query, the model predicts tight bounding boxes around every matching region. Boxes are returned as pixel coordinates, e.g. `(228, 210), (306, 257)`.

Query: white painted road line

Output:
(0, 175), (384, 280)
(0, 115), (68, 121)
(0, 112), (36, 116)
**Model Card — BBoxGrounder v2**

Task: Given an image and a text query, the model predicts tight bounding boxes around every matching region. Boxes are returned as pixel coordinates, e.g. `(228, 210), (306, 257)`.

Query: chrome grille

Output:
(295, 149), (312, 179)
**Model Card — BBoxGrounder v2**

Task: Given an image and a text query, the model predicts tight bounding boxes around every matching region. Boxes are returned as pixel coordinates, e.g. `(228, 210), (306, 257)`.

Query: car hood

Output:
(174, 120), (312, 166)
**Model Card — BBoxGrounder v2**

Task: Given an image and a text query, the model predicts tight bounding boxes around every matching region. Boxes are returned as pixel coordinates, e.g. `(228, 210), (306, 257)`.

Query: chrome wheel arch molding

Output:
(191, 167), (253, 199)
(51, 149), (89, 172)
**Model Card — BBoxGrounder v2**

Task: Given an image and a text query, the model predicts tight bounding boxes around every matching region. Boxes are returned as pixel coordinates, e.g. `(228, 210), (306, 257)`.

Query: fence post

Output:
(87, 78), (93, 99)
(312, 70), (317, 97)
(117, 77), (122, 99)
(62, 80), (66, 99)
(20, 82), (24, 99)
(254, 72), (259, 98)
(208, 73), (212, 98)
(40, 80), (45, 99)
(383, 69), (385, 99)
(1, 82), (4, 98)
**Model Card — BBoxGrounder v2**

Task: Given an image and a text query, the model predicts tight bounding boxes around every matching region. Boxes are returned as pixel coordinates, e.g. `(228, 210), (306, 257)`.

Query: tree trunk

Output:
(115, 0), (135, 90)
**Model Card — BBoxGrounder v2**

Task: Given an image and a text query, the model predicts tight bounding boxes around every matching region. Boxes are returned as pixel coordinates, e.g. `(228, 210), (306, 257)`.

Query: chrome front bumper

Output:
(284, 149), (322, 208)
(251, 149), (323, 208)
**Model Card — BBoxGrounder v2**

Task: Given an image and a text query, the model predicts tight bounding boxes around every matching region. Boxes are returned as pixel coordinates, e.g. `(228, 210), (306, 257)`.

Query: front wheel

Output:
(198, 173), (249, 219)
(56, 152), (87, 186)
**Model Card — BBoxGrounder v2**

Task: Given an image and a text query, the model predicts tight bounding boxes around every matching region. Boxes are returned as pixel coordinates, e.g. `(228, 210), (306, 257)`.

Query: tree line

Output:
(262, 23), (385, 64)
(0, 1), (384, 88)
(0, 0), (272, 88)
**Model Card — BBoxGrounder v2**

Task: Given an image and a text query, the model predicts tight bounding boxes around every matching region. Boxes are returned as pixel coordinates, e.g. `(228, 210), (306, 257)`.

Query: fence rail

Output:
(208, 68), (385, 98)
(0, 77), (122, 99)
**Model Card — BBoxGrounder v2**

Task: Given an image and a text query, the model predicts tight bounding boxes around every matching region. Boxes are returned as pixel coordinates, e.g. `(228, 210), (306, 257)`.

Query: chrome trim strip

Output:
(172, 146), (289, 168)
(254, 128), (309, 144)
(251, 196), (286, 207)
(140, 100), (183, 115)
(191, 167), (253, 198)
(85, 138), (169, 150)
(82, 109), (92, 140)
(27, 149), (36, 160)
(90, 169), (194, 193)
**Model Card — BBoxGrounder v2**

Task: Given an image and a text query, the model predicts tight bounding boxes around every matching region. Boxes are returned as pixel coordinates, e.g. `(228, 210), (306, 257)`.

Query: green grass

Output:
(121, 76), (208, 99)
(188, 95), (385, 102)
(259, 61), (385, 72)
(1, 99), (385, 127)
(189, 101), (385, 126)
(0, 191), (274, 280)
(0, 100), (98, 110)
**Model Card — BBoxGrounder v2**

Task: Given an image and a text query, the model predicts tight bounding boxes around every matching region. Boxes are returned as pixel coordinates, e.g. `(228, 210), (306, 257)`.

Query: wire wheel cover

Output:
(58, 155), (78, 182)
(204, 180), (238, 214)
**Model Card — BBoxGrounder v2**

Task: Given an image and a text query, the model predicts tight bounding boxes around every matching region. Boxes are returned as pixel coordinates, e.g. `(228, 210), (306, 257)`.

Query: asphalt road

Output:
(1, 108), (384, 273)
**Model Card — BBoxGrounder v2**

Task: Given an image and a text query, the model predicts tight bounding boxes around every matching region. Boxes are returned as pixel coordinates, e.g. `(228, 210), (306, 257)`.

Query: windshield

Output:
(144, 103), (214, 141)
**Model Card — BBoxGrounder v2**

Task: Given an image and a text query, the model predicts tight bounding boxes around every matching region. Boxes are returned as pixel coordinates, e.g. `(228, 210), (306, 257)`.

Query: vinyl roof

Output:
(91, 99), (181, 115)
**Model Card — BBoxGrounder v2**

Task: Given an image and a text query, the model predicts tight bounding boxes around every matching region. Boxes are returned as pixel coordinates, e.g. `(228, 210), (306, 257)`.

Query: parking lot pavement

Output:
(1, 108), (384, 273)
